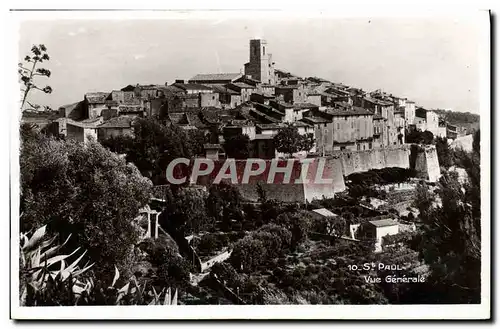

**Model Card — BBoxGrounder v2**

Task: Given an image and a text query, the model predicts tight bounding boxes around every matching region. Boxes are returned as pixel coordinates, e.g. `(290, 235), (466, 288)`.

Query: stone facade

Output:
(244, 39), (276, 84)
(414, 145), (441, 182)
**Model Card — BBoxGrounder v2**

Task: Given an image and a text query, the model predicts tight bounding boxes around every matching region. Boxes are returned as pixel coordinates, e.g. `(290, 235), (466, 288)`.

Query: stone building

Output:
(302, 106), (374, 153)
(188, 73), (243, 85)
(275, 85), (308, 104)
(85, 92), (111, 119)
(244, 39), (276, 84)
(226, 82), (256, 103)
(415, 107), (446, 138)
(97, 116), (135, 140)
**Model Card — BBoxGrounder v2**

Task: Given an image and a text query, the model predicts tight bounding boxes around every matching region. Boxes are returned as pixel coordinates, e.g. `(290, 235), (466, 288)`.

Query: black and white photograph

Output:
(9, 7), (491, 320)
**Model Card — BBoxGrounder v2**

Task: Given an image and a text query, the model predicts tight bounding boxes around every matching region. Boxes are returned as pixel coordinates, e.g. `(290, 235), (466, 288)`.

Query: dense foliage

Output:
(273, 126), (315, 156)
(20, 127), (152, 280)
(405, 129), (434, 144)
(412, 135), (481, 303)
(432, 109), (479, 126)
(347, 167), (417, 186)
(101, 117), (204, 185)
(223, 132), (251, 159)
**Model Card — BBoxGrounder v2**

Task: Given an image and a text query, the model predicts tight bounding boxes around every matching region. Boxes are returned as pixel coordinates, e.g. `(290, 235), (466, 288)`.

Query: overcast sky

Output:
(18, 17), (481, 113)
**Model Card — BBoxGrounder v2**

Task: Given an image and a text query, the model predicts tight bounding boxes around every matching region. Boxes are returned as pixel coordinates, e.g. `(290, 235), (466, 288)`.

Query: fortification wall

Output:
(336, 146), (411, 176)
(413, 145), (441, 182)
(185, 145), (440, 203)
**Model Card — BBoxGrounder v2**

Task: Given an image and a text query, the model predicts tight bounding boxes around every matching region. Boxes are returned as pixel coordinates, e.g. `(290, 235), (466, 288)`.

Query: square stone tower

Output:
(244, 39), (276, 84)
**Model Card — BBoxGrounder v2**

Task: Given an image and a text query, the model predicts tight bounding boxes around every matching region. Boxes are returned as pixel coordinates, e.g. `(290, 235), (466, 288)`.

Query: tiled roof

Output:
(364, 96), (393, 106)
(301, 116), (331, 124)
(252, 91), (274, 98)
(85, 92), (110, 104)
(293, 120), (313, 128)
(119, 105), (143, 113)
(226, 119), (254, 127)
(249, 108), (281, 124)
(325, 107), (373, 117)
(228, 82), (256, 89)
(162, 85), (185, 95)
(312, 208), (339, 218)
(293, 102), (319, 109)
(272, 101), (294, 108)
(253, 134), (275, 140)
(256, 123), (285, 130)
(189, 73), (241, 82)
(369, 219), (398, 227)
(171, 83), (213, 91)
(210, 84), (240, 95)
(98, 116), (134, 128)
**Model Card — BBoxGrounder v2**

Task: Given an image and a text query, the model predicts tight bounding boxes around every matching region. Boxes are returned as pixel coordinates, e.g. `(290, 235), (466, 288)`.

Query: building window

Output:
(263, 46), (266, 55)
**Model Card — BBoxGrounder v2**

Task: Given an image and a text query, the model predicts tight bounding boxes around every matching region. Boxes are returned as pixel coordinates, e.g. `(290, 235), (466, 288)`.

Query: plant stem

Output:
(21, 60), (38, 111)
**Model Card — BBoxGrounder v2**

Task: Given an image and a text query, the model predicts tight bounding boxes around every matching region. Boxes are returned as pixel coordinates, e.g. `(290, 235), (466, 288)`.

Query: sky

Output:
(18, 17), (481, 113)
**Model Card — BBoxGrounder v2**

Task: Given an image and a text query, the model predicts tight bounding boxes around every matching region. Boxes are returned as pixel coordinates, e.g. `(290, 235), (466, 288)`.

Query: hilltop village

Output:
(25, 38), (471, 155)
(20, 39), (481, 306)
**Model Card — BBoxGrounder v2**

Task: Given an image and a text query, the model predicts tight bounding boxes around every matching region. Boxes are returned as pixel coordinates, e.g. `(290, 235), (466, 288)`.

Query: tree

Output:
(413, 160), (481, 303)
(274, 211), (312, 247)
(405, 128), (434, 145)
(206, 182), (244, 230)
(19, 44), (52, 111)
(223, 132), (251, 159)
(435, 136), (452, 169)
(229, 236), (267, 272)
(473, 129), (480, 155)
(101, 118), (198, 185)
(163, 187), (213, 235)
(20, 131), (152, 280)
(273, 126), (314, 156)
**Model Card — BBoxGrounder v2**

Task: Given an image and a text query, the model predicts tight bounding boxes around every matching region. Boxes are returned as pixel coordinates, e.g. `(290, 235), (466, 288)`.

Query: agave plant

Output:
(19, 225), (94, 306)
(102, 266), (178, 305)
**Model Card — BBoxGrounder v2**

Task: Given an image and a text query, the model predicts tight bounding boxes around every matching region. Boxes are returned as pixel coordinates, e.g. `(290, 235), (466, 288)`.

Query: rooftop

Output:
(229, 82), (256, 89)
(325, 107), (373, 116)
(171, 83), (213, 91)
(253, 133), (275, 140)
(98, 116), (134, 129)
(189, 73), (242, 82)
(85, 92), (110, 104)
(119, 105), (143, 113)
(369, 219), (398, 227)
(256, 123), (286, 130)
(293, 102), (319, 109)
(209, 84), (240, 95)
(301, 116), (331, 124)
(364, 96), (393, 107)
(312, 208), (339, 218)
